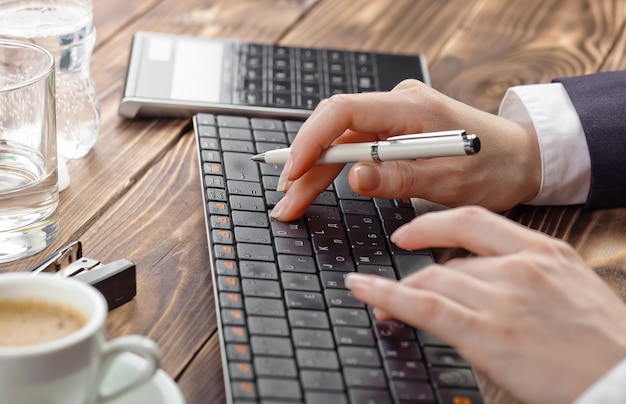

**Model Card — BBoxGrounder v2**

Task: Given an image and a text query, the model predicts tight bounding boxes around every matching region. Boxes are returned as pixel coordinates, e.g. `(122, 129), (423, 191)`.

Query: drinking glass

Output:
(0, 39), (58, 263)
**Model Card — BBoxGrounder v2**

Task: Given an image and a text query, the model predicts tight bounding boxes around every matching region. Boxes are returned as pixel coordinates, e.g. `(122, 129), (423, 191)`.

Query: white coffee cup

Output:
(0, 272), (161, 404)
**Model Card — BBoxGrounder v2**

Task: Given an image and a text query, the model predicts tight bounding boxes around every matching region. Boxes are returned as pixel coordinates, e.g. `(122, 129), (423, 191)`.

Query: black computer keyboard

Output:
(193, 113), (485, 404)
(235, 44), (380, 110)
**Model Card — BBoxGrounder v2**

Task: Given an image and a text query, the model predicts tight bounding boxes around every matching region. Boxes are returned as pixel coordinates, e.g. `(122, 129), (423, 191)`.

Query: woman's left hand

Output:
(346, 206), (626, 404)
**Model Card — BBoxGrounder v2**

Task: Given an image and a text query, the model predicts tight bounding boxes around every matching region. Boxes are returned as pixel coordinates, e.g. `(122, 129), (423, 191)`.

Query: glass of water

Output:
(0, 40), (58, 263)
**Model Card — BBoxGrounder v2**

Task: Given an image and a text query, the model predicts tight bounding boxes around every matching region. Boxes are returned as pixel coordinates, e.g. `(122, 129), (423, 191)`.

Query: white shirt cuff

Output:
(498, 83), (590, 205)
(574, 357), (626, 404)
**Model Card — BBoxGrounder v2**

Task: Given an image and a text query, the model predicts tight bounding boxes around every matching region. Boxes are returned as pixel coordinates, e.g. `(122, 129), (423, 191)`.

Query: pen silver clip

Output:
(387, 130), (467, 142)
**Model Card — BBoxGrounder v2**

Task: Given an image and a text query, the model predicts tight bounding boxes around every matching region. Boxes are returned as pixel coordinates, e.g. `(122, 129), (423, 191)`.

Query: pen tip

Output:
(250, 153), (265, 162)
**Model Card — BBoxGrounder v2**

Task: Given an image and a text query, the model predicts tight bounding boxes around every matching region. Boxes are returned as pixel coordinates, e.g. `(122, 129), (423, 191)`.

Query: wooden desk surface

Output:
(2, 1), (626, 403)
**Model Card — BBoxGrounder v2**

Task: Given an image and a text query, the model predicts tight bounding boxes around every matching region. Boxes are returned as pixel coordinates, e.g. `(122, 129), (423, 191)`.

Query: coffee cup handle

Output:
(94, 335), (162, 403)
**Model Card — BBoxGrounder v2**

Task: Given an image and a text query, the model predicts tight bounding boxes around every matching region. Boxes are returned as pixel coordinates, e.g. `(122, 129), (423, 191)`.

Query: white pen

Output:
(251, 130), (480, 165)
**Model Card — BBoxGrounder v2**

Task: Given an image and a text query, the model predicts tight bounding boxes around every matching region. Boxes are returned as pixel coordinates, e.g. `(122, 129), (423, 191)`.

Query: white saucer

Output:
(102, 352), (186, 404)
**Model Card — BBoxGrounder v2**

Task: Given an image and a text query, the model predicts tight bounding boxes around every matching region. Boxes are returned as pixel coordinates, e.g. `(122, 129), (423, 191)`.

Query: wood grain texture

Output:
(177, 333), (226, 403)
(3, 0), (625, 403)
(430, 0), (626, 112)
(77, 131), (216, 380)
(280, 0), (478, 56)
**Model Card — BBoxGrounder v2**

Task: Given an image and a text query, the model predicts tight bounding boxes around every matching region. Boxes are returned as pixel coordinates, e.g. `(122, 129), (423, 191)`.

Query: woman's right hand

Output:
(270, 79), (542, 222)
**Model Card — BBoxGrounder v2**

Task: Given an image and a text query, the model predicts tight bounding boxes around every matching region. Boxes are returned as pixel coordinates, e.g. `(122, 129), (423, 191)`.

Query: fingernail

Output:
(353, 163), (381, 192)
(276, 158), (293, 192)
(270, 194), (289, 220)
(344, 272), (375, 291)
(390, 224), (408, 244)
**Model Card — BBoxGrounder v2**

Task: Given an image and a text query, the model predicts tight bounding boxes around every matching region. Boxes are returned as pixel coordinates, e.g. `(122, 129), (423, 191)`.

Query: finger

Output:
(348, 157), (470, 200)
(395, 264), (496, 310)
(441, 256), (509, 281)
(391, 79), (424, 91)
(345, 273), (481, 349)
(391, 206), (549, 257)
(271, 163), (344, 221)
(288, 82), (433, 180)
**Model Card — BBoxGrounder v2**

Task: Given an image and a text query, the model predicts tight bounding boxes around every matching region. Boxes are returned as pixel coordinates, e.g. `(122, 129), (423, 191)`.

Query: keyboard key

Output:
(288, 309), (330, 329)
(305, 205), (342, 221)
(424, 347), (471, 367)
(210, 215), (231, 230)
(217, 115), (250, 128)
(319, 271), (348, 289)
(349, 389), (393, 404)
(325, 289), (364, 308)
(208, 201), (229, 215)
(357, 264), (397, 280)
(385, 358), (428, 380)
(239, 260), (278, 279)
(230, 195), (266, 214)
(251, 118), (284, 131)
(223, 151), (260, 182)
(378, 339), (421, 359)
(226, 343), (251, 361)
(196, 113), (216, 126)
(271, 219), (308, 238)
(219, 127), (253, 140)
(214, 244), (236, 260)
(390, 380), (435, 402)
(305, 392), (348, 404)
(278, 254), (317, 273)
(285, 290), (326, 310)
(231, 381), (257, 400)
(417, 330), (450, 347)
(222, 309), (245, 326)
(393, 254), (434, 279)
(292, 329), (335, 349)
(334, 326), (375, 347)
(224, 326), (248, 342)
(431, 367), (478, 388)
(248, 316), (289, 336)
(338, 346), (381, 367)
(254, 356), (297, 378)
(229, 361), (254, 379)
(232, 211), (268, 228)
(244, 297), (285, 317)
(315, 253), (356, 272)
(329, 308), (370, 327)
(344, 367), (387, 388)
(250, 336), (293, 356)
(227, 180), (263, 196)
(300, 370), (344, 391)
(308, 220), (345, 237)
(297, 348), (340, 370)
(275, 237), (313, 255)
(215, 260), (238, 276)
(257, 377), (302, 400)
(375, 321), (416, 340)
(237, 243), (275, 261)
(217, 276), (240, 292)
(282, 273), (321, 292)
(220, 292), (243, 308)
(242, 279), (282, 298)
(437, 389), (485, 404)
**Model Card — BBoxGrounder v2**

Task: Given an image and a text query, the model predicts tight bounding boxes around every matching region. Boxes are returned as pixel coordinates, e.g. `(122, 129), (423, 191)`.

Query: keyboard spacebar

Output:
(392, 254), (435, 279)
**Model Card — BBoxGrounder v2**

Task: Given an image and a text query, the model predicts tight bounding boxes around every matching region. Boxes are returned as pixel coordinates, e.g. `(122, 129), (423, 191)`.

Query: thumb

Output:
(349, 161), (426, 200)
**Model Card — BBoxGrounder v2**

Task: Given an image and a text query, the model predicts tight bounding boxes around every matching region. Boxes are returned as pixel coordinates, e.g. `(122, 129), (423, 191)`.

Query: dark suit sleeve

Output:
(553, 70), (626, 209)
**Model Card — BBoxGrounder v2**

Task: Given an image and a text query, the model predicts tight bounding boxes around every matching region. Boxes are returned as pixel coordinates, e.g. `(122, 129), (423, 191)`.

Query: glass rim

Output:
(0, 39), (54, 92)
